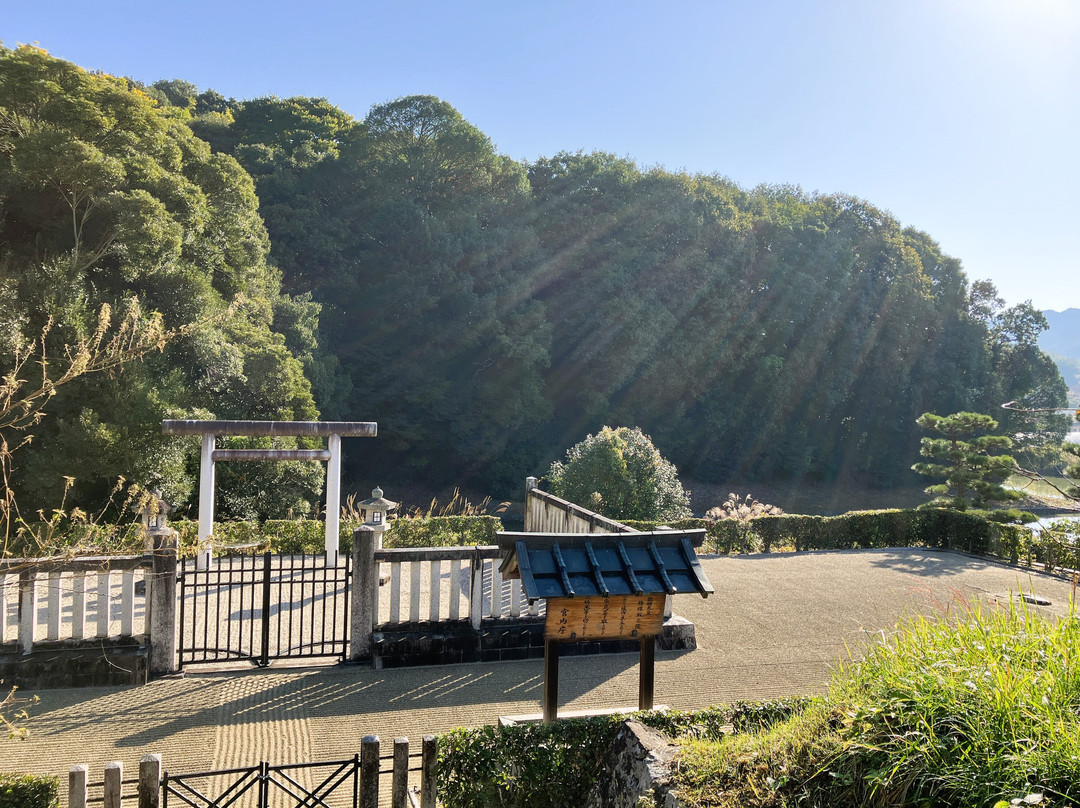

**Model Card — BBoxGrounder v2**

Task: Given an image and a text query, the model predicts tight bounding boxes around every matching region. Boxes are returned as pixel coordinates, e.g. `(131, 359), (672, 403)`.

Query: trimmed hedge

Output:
(436, 700), (815, 808)
(624, 508), (1032, 559)
(0, 773), (59, 808)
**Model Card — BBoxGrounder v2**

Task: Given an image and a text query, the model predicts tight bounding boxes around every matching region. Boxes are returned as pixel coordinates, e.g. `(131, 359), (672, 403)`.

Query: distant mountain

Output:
(1042, 309), (1080, 394)
(1042, 309), (1080, 357)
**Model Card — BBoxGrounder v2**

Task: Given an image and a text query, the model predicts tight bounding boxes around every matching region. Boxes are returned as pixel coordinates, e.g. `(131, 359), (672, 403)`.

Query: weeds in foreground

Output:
(674, 598), (1080, 807)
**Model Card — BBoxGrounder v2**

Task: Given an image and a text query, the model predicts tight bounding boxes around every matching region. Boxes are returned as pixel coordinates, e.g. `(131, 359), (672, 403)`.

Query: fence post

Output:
(470, 548), (484, 630)
(360, 735), (380, 808)
(420, 735), (437, 808)
(104, 761), (122, 808)
(524, 476), (538, 532)
(351, 526), (377, 662)
(149, 534), (178, 676)
(139, 754), (161, 808)
(69, 765), (88, 808)
(18, 568), (36, 655)
(392, 737), (409, 808)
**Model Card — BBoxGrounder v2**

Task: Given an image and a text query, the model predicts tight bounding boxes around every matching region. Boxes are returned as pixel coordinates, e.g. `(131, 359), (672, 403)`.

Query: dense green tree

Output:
(911, 412), (1022, 511)
(0, 46), (322, 519)
(547, 426), (690, 521)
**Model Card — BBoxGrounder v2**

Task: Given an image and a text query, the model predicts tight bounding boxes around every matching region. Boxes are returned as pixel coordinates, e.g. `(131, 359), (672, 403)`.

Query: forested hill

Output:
(0, 47), (1066, 518)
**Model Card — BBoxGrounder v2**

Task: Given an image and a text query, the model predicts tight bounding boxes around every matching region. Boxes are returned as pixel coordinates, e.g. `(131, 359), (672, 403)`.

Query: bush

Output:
(436, 701), (818, 808)
(0, 773), (59, 808)
(547, 426), (691, 521)
(624, 509), (1030, 560)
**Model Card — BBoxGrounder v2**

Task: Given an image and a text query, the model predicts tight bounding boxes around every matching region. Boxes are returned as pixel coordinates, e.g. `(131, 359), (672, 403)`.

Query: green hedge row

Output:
(623, 509), (1032, 559)
(4, 515), (502, 559)
(436, 700), (812, 808)
(0, 773), (59, 808)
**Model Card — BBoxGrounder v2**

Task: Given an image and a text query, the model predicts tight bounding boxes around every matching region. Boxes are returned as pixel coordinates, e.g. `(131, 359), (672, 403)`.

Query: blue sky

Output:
(4, 0), (1078, 311)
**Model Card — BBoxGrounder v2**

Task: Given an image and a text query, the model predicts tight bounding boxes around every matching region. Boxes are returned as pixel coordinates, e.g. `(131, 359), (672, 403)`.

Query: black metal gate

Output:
(163, 757), (361, 808)
(178, 552), (351, 668)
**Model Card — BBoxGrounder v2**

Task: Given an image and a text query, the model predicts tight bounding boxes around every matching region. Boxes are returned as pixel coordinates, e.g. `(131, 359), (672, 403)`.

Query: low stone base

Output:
(370, 614), (696, 669)
(0, 640), (148, 689)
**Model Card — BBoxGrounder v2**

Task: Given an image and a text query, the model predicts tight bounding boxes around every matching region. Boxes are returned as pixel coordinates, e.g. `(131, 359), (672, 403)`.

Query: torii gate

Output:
(162, 420), (377, 568)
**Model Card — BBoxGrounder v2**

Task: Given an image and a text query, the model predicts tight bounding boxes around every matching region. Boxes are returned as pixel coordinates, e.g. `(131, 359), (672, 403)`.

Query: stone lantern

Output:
(359, 486), (398, 549)
(139, 488), (175, 550)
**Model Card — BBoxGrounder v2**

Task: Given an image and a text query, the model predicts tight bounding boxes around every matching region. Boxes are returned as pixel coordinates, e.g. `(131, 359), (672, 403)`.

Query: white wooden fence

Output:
(0, 555), (150, 654)
(373, 547), (541, 628)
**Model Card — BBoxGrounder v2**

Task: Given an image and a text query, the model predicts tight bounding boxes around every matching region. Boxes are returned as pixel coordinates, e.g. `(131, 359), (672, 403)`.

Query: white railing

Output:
(0, 555), (150, 654)
(524, 485), (636, 534)
(372, 547), (542, 628)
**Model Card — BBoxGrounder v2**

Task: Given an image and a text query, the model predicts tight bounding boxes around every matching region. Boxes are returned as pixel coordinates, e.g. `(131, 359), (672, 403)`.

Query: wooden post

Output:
(469, 549), (484, 630)
(543, 638), (560, 723)
(351, 526), (377, 662)
(524, 477), (538, 532)
(360, 735), (380, 808)
(197, 433), (215, 570)
(72, 570), (87, 640)
(139, 754), (161, 808)
(18, 569), (36, 655)
(638, 637), (655, 711)
(47, 571), (62, 641)
(96, 570), (110, 638)
(325, 433), (341, 565)
(420, 735), (437, 808)
(69, 765), (88, 808)
(104, 761), (122, 808)
(392, 737), (409, 808)
(149, 534), (179, 675)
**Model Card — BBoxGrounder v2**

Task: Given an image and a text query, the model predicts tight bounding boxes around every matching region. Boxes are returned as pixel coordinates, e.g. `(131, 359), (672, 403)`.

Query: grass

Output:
(672, 598), (1080, 807)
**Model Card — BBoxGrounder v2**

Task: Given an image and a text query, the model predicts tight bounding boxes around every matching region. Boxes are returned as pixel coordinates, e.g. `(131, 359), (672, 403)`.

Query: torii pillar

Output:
(163, 420), (377, 568)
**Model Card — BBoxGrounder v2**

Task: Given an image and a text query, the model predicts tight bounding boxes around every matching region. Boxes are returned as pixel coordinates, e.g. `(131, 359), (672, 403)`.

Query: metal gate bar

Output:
(178, 552), (351, 668)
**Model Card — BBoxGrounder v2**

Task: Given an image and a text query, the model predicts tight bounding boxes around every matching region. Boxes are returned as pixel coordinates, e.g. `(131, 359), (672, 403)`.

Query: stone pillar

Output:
(360, 735), (380, 808)
(104, 761), (122, 808)
(139, 754), (161, 808)
(351, 526), (377, 662)
(69, 765), (88, 808)
(149, 532), (178, 676)
(392, 737), (410, 808)
(420, 735), (437, 808)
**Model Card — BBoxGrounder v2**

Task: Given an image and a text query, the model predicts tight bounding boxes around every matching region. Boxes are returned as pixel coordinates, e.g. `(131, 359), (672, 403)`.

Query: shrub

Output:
(547, 426), (691, 521)
(0, 773), (59, 808)
(437, 701), (819, 808)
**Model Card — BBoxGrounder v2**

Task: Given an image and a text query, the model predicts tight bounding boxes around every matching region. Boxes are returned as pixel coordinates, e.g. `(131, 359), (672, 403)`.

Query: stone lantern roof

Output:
(358, 486), (398, 512)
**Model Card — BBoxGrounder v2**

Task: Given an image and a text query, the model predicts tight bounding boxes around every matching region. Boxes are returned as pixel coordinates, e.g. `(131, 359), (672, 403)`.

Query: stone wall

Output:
(0, 640), (148, 688)
(371, 615), (696, 669)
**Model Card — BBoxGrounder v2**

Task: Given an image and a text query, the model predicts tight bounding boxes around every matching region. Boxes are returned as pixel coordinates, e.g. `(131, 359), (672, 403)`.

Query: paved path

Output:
(3, 549), (1075, 791)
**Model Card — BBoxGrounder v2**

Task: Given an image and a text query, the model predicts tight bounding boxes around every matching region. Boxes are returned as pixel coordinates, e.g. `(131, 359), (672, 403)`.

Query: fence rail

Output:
(372, 546), (541, 628)
(0, 555), (151, 654)
(73, 737), (436, 808)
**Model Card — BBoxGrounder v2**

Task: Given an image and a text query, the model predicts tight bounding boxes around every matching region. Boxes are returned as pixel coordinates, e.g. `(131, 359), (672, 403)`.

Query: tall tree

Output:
(911, 412), (1022, 511)
(0, 46), (323, 518)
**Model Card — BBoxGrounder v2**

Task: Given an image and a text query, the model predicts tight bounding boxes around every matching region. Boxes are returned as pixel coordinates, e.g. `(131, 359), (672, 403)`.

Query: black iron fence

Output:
(74, 736), (436, 808)
(178, 551), (351, 668)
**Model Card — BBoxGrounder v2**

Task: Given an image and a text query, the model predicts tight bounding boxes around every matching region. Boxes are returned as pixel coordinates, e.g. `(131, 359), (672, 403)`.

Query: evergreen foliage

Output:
(912, 412), (1023, 511)
(546, 426), (691, 521)
(3, 46), (1069, 512)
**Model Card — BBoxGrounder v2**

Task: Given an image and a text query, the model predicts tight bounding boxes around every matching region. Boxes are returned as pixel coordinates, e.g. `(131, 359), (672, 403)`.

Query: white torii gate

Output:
(162, 420), (377, 568)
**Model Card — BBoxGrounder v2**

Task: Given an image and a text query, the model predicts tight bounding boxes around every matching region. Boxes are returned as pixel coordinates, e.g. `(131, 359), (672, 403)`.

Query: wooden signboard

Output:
(541, 594), (667, 723)
(545, 595), (666, 641)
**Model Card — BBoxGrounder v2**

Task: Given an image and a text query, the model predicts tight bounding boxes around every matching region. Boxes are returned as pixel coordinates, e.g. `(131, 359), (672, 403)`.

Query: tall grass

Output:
(674, 598), (1080, 807)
